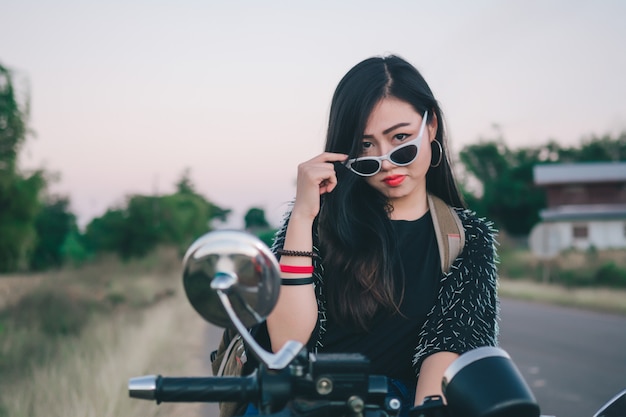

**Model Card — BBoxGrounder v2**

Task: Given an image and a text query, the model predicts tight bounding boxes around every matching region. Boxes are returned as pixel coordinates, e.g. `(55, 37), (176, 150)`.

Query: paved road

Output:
(202, 299), (626, 417)
(202, 323), (224, 417)
(499, 298), (626, 417)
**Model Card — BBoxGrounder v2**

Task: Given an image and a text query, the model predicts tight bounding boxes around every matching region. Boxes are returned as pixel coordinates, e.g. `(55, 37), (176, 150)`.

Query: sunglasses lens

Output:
(351, 159), (380, 176)
(390, 144), (418, 165)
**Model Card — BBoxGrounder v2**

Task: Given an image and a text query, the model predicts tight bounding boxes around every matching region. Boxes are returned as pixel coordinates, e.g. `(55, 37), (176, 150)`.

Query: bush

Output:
(594, 262), (626, 288)
(256, 229), (278, 249)
(555, 269), (596, 287)
(497, 244), (543, 280)
(497, 246), (626, 289)
(106, 291), (126, 306)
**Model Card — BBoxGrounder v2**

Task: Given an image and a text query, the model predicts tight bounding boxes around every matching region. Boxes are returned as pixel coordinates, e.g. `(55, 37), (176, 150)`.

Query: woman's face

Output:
(359, 97), (437, 211)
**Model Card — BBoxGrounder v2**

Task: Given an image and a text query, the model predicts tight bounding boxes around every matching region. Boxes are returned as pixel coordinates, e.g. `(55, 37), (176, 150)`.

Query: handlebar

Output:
(129, 363), (402, 416)
(129, 374), (260, 404)
(129, 348), (546, 417)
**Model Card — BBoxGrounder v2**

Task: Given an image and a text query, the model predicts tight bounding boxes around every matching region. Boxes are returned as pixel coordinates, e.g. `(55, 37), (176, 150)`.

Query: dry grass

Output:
(496, 245), (626, 314)
(499, 278), (626, 315)
(1, 286), (213, 417)
(0, 247), (221, 417)
(498, 245), (626, 286)
(0, 247), (182, 312)
(0, 273), (45, 310)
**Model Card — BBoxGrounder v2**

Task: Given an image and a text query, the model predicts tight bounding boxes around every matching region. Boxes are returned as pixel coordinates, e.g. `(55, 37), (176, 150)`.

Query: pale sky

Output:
(2, 0), (625, 229)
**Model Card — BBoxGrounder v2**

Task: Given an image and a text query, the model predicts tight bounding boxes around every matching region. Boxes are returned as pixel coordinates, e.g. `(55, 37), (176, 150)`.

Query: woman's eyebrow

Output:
(363, 122), (412, 138)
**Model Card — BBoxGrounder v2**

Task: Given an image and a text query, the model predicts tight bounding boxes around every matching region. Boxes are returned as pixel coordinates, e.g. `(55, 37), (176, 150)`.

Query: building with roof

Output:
(530, 162), (626, 254)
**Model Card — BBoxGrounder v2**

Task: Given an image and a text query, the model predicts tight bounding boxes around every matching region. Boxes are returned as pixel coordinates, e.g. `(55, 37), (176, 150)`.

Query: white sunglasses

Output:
(345, 111), (429, 176)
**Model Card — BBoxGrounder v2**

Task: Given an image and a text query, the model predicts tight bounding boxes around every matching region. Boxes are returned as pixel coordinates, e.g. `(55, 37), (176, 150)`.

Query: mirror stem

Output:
(214, 288), (303, 370)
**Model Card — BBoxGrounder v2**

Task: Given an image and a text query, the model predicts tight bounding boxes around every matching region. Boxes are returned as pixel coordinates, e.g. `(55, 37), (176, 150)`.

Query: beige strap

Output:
(428, 194), (465, 274)
(217, 334), (241, 377)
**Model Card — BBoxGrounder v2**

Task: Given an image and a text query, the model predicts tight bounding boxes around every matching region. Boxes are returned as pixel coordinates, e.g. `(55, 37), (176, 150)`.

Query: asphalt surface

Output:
(499, 298), (626, 417)
(202, 299), (626, 417)
(202, 323), (223, 417)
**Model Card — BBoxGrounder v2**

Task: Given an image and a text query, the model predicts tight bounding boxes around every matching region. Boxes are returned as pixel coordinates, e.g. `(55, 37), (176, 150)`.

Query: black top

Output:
(320, 212), (441, 381)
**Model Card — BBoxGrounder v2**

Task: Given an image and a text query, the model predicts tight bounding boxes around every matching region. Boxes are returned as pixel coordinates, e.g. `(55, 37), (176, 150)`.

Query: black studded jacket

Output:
(270, 207), (499, 377)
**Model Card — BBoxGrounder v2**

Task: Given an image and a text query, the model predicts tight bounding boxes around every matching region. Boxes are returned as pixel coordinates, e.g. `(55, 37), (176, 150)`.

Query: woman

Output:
(265, 55), (498, 416)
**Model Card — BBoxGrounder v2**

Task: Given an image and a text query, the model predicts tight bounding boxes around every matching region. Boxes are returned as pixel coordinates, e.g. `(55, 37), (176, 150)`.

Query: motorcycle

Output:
(128, 230), (626, 417)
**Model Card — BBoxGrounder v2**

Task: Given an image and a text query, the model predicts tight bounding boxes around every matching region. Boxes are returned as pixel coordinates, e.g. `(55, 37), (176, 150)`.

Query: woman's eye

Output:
(394, 133), (410, 141)
(360, 142), (373, 152)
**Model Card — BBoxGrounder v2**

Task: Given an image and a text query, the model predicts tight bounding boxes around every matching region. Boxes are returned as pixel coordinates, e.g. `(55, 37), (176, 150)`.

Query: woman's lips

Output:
(383, 175), (406, 187)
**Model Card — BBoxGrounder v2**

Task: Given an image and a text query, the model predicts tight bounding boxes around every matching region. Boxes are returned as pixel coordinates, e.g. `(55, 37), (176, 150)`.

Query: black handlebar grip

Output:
(155, 375), (259, 403)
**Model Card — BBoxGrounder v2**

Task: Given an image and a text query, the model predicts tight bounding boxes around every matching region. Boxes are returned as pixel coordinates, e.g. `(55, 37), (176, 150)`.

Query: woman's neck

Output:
(388, 189), (429, 221)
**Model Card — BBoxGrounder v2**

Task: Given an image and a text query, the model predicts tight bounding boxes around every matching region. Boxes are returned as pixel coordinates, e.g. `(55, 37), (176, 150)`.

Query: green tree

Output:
(160, 170), (231, 252)
(30, 196), (78, 270)
(459, 138), (546, 236)
(244, 207), (270, 230)
(0, 172), (46, 271)
(0, 63), (46, 271)
(175, 168), (196, 194)
(0, 64), (27, 173)
(83, 208), (126, 254)
(159, 192), (215, 253)
(60, 227), (90, 266)
(459, 130), (626, 237)
(244, 207), (276, 248)
(559, 132), (626, 162)
(256, 229), (277, 248)
(121, 195), (163, 258)
(84, 196), (163, 259)
(83, 171), (231, 259)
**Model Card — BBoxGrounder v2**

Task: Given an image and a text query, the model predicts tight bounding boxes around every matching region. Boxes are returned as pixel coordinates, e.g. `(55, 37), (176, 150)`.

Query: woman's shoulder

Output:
(449, 208), (498, 266)
(445, 208), (498, 297)
(454, 208), (497, 244)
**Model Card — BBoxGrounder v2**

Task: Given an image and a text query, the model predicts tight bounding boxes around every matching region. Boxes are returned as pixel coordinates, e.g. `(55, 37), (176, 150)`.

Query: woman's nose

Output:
(380, 157), (395, 171)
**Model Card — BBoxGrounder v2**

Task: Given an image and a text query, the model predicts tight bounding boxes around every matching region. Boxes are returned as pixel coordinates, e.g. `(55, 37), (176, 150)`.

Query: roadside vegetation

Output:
(0, 247), (212, 417)
(500, 246), (626, 288)
(497, 236), (626, 314)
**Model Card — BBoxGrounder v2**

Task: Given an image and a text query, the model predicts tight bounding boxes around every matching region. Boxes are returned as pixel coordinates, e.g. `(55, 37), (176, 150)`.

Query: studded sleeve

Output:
(412, 210), (499, 376)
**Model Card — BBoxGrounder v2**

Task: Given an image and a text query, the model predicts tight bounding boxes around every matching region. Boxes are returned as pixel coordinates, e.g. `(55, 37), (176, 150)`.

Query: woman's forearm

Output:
(414, 351), (459, 405)
(266, 214), (318, 352)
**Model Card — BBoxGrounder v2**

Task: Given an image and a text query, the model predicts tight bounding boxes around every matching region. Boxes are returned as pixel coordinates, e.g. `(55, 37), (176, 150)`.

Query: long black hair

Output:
(318, 55), (464, 330)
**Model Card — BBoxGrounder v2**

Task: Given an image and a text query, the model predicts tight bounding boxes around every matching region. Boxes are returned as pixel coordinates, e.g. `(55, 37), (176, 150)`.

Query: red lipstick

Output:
(383, 175), (406, 187)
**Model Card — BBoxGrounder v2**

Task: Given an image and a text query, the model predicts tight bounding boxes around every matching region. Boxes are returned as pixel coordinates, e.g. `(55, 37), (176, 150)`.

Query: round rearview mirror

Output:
(182, 230), (280, 328)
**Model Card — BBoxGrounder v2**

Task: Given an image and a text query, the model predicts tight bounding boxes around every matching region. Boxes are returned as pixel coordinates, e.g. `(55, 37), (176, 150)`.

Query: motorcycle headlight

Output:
(443, 347), (540, 417)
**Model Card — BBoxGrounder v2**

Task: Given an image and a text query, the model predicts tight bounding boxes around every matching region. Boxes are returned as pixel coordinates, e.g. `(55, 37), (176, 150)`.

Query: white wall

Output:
(553, 220), (626, 250)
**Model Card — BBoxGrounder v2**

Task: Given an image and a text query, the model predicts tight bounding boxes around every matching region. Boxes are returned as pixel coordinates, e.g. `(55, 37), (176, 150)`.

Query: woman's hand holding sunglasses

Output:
(292, 152), (348, 221)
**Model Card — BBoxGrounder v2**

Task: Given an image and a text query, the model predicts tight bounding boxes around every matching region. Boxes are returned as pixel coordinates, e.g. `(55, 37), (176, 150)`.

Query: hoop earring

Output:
(430, 139), (443, 168)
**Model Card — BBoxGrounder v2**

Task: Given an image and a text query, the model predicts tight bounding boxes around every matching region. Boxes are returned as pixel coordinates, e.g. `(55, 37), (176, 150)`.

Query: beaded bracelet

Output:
(281, 277), (314, 286)
(277, 249), (319, 259)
